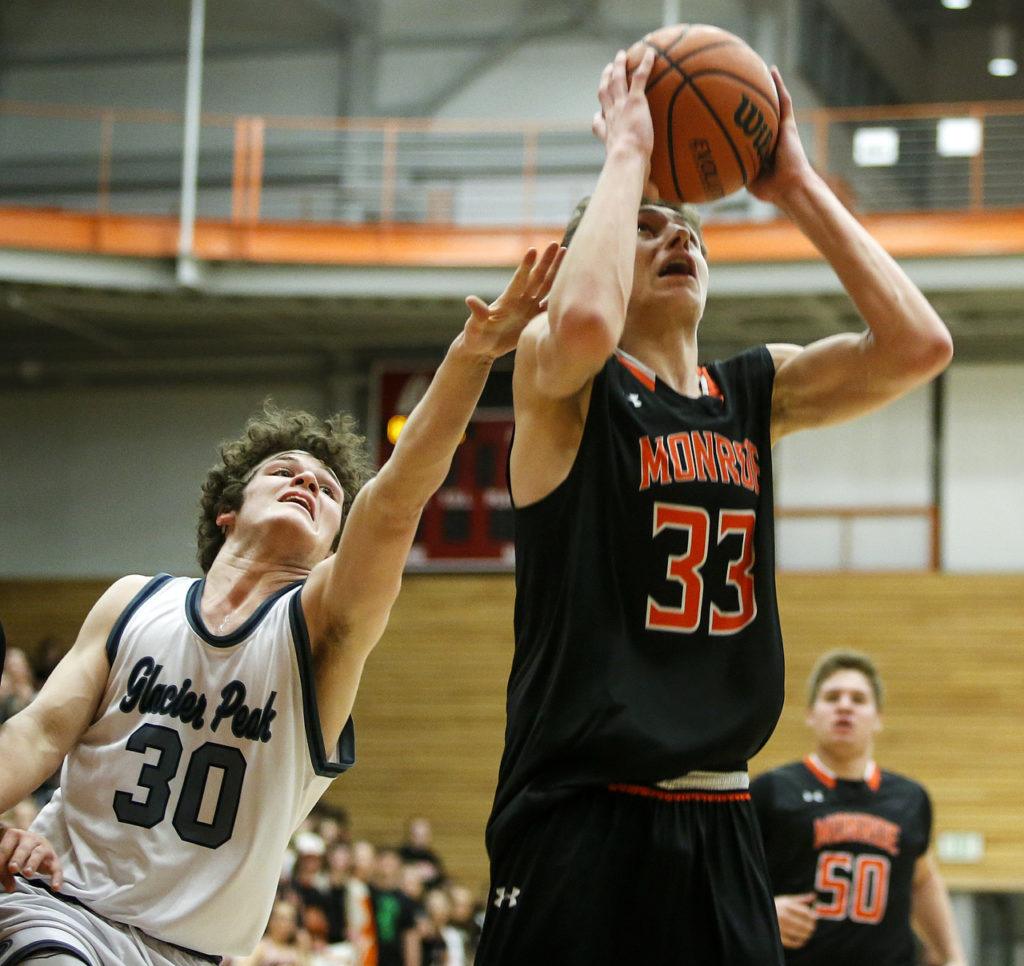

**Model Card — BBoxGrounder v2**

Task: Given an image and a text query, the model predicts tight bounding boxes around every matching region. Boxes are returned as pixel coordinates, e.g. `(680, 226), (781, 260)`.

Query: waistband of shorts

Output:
(23, 879), (222, 964)
(607, 768), (750, 803)
(654, 769), (749, 791)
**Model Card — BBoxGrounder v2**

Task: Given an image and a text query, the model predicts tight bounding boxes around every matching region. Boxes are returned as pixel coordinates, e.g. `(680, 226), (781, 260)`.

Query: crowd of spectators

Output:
(233, 808), (484, 966)
(1, 643), (486, 966)
(0, 646), (39, 724)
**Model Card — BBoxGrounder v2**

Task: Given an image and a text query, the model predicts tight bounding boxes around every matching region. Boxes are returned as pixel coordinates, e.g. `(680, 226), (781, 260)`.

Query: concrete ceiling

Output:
(2, 251), (1021, 391)
(1, 0), (1023, 391)
(889, 0), (1024, 33)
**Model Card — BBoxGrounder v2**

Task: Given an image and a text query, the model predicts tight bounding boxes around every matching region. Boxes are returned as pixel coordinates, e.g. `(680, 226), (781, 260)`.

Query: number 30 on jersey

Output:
(645, 502), (757, 635)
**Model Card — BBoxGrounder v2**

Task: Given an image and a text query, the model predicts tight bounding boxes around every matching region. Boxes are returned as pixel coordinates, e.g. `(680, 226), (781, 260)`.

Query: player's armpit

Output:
(0, 575), (146, 813)
(768, 325), (950, 444)
(509, 321), (592, 507)
(766, 168), (952, 445)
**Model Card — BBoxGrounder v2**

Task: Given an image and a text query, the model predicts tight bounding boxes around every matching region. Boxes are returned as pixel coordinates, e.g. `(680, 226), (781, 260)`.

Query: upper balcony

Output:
(3, 96), (1024, 266)
(2, 95), (1024, 373)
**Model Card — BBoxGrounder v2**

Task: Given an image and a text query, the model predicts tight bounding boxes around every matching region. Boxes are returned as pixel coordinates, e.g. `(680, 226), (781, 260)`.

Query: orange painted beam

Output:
(2, 205), (1024, 267)
(195, 220), (559, 265)
(707, 209), (1024, 262)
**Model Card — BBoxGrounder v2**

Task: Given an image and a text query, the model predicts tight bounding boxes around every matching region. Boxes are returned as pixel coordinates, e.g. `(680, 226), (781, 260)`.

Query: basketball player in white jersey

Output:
(0, 243), (563, 966)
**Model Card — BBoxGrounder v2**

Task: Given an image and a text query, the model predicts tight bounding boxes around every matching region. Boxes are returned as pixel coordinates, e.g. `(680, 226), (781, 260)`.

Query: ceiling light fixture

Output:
(941, 0), (971, 9)
(989, 23), (1018, 77)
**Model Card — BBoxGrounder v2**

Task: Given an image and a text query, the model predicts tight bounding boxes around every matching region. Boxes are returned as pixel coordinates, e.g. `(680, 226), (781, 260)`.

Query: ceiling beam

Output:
(392, 0), (603, 116)
(5, 291), (133, 354)
(302, 0), (352, 23)
(0, 41), (345, 71)
(820, 0), (929, 102)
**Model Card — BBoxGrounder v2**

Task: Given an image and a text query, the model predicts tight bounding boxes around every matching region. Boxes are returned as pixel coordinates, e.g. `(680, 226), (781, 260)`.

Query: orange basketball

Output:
(626, 23), (780, 204)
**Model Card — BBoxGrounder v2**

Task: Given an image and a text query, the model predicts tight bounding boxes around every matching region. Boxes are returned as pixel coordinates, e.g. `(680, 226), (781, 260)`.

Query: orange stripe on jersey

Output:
(615, 353), (656, 391)
(608, 783), (750, 803)
(803, 754), (837, 790)
(866, 761), (882, 791)
(697, 366), (723, 400)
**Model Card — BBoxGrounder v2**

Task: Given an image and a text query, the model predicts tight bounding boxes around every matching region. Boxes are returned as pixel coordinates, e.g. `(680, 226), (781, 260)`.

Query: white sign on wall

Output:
(853, 127), (900, 167)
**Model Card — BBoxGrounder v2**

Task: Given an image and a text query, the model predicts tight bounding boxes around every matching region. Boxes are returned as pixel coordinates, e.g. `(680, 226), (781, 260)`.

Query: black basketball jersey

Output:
(487, 346), (784, 853)
(751, 757), (933, 966)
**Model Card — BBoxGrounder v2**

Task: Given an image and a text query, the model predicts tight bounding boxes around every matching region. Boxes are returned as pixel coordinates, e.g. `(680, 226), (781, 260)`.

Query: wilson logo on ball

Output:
(688, 140), (724, 201)
(627, 23), (780, 203)
(734, 95), (775, 166)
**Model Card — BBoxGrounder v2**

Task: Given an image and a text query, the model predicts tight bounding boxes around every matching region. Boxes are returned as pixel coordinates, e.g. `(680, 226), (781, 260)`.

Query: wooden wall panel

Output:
(2, 574), (1022, 893)
(761, 573), (1024, 892)
(323, 574), (513, 895)
(0, 579), (109, 655)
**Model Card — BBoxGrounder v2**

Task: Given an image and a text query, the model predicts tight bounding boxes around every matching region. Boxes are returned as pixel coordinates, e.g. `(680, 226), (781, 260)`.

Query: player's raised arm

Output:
(750, 68), (953, 444)
(525, 48), (656, 402)
(0, 576), (144, 815)
(299, 245), (562, 738)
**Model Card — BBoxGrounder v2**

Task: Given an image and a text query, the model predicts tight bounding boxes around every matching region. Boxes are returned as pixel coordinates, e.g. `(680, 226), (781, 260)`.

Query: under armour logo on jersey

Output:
(803, 790), (825, 803)
(627, 393), (643, 408)
(493, 886), (521, 908)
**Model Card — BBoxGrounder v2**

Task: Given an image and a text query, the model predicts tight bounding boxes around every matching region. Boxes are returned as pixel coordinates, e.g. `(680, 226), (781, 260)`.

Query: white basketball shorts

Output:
(0, 879), (215, 966)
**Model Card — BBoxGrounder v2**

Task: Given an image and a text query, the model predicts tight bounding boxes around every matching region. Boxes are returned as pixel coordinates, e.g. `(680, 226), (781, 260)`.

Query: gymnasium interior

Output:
(1, 0), (1022, 962)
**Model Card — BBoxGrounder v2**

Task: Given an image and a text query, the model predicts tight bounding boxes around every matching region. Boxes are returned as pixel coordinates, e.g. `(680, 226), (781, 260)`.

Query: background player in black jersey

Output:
(474, 48), (953, 966)
(751, 651), (966, 965)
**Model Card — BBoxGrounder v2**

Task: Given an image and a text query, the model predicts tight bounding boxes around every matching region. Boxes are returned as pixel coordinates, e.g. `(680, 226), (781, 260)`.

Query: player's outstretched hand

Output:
(774, 892), (817, 948)
(0, 823), (63, 893)
(593, 48), (656, 166)
(463, 242), (565, 360)
(748, 67), (815, 207)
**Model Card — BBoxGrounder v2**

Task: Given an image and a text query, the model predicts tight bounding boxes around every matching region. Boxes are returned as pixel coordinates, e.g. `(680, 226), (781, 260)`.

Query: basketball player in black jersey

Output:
(474, 48), (953, 965)
(752, 652), (965, 965)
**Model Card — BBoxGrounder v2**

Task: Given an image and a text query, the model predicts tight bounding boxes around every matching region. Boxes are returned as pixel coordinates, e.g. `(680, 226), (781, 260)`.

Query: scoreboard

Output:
(372, 362), (515, 570)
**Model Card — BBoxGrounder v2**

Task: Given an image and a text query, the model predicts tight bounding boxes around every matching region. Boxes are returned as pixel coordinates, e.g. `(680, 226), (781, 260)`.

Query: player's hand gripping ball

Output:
(626, 23), (780, 204)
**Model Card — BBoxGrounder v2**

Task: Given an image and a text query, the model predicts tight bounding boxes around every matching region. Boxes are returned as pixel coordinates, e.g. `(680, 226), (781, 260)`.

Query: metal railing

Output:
(3, 98), (1024, 226)
(777, 505), (940, 571)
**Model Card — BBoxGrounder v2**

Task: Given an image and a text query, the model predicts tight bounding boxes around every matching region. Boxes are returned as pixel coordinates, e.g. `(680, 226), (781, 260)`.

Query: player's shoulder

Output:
(765, 343), (803, 371)
(112, 573), (158, 597)
(879, 767), (932, 803)
(83, 574), (178, 640)
(89, 575), (156, 620)
(706, 344), (777, 388)
(751, 760), (807, 795)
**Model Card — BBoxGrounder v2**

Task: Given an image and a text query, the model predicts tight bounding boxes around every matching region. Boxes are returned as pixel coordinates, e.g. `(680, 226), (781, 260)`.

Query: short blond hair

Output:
(561, 195), (707, 256)
(807, 650), (884, 709)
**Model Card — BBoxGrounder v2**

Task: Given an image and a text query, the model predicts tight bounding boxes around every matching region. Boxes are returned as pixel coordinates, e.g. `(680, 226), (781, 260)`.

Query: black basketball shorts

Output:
(475, 772), (784, 966)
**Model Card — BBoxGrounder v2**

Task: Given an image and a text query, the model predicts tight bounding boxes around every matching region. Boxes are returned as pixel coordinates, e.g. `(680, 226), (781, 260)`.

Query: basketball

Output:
(626, 23), (780, 204)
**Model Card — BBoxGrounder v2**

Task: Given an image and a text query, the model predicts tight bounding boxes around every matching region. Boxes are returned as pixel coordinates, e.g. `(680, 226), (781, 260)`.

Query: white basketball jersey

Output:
(31, 575), (354, 958)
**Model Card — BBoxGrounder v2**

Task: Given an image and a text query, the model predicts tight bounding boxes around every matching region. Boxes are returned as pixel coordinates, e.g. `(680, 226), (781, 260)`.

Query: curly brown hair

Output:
(197, 402), (374, 572)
